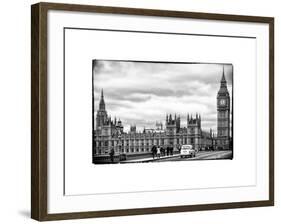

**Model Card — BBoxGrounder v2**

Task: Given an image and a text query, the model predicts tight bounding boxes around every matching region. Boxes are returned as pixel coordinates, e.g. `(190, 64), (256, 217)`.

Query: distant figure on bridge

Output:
(164, 147), (167, 156)
(167, 146), (171, 156)
(160, 147), (165, 156)
(157, 146), (161, 158)
(109, 148), (115, 163)
(151, 145), (157, 159)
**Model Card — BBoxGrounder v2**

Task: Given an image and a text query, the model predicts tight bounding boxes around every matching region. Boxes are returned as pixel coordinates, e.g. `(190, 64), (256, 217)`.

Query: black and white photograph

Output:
(92, 60), (233, 164)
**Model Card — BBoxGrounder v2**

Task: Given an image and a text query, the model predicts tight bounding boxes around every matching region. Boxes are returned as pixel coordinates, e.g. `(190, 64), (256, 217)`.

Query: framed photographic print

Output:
(31, 2), (274, 221)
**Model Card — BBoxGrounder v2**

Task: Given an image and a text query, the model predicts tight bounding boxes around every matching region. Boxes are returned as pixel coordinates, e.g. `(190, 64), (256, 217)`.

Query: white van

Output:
(180, 145), (196, 158)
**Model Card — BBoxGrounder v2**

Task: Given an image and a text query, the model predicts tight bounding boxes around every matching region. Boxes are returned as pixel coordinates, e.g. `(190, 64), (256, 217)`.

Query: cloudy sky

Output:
(93, 60), (233, 133)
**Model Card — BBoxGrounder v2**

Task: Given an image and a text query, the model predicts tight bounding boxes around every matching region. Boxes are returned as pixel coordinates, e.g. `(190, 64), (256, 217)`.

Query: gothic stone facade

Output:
(94, 98), (214, 158)
(93, 69), (231, 158)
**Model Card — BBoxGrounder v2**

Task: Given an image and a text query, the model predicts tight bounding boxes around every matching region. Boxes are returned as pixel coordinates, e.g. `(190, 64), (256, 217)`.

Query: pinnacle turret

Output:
(220, 65), (227, 88)
(217, 65), (229, 97)
(99, 89), (106, 110)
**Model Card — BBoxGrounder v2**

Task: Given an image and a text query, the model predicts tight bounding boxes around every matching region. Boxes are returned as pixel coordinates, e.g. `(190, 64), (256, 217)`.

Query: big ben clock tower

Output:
(217, 66), (230, 150)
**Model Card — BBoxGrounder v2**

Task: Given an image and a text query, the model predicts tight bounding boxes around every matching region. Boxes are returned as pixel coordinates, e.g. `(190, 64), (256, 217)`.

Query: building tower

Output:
(217, 66), (230, 150)
(165, 114), (180, 149)
(187, 113), (201, 151)
(96, 89), (108, 130)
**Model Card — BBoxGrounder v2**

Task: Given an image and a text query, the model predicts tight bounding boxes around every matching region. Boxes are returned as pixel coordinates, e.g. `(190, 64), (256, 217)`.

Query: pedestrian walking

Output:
(157, 146), (161, 158)
(166, 146), (169, 156)
(109, 148), (115, 163)
(168, 146), (171, 156)
(160, 147), (164, 156)
(151, 145), (157, 159)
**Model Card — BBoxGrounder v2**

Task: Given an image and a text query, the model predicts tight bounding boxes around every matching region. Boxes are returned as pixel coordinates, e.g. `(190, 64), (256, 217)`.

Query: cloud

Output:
(93, 60), (233, 132)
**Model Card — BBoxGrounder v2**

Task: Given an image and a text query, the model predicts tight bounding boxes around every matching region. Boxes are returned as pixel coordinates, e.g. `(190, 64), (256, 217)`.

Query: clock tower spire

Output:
(96, 89), (108, 130)
(217, 65), (230, 150)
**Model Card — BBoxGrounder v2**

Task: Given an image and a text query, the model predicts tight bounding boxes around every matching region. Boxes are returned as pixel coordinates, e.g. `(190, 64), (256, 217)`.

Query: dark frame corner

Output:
(31, 2), (274, 221)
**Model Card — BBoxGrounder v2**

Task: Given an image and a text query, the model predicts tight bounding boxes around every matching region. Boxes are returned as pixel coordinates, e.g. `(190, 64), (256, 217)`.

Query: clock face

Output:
(220, 99), (226, 105)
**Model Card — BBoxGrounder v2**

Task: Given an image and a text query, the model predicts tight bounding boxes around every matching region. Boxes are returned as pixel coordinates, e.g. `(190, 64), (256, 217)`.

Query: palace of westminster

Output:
(93, 68), (232, 159)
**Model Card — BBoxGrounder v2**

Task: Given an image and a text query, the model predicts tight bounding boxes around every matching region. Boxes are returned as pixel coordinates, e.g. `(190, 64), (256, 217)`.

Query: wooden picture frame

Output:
(31, 2), (274, 221)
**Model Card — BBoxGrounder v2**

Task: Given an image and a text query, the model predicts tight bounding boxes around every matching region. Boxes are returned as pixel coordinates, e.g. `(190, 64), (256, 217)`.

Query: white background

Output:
(0, 0), (279, 223)
(53, 14), (264, 212)
(63, 16), (258, 196)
